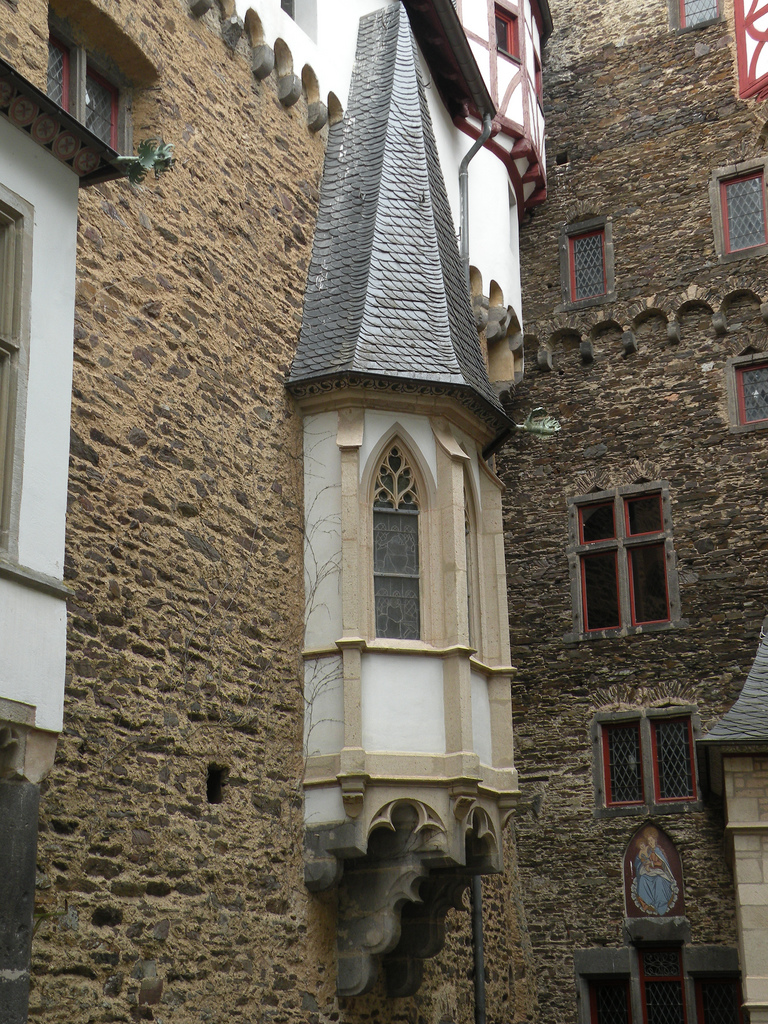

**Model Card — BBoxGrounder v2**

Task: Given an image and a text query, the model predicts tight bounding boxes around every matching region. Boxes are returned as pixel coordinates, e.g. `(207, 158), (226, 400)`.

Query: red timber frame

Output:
(720, 171), (768, 253)
(650, 717), (697, 804)
(735, 0), (768, 100)
(452, 0), (550, 218)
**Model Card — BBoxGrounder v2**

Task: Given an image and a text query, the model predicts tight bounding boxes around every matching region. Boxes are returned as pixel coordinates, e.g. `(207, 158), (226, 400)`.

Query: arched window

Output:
(373, 445), (420, 640)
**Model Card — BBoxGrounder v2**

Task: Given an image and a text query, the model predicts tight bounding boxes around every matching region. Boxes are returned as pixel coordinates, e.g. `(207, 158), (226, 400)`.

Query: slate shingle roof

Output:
(289, 5), (506, 424)
(702, 635), (768, 744)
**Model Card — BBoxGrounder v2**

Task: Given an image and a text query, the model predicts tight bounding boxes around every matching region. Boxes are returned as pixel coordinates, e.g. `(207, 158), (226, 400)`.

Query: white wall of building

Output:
(303, 410), (343, 649)
(362, 653), (446, 753)
(0, 117), (79, 735)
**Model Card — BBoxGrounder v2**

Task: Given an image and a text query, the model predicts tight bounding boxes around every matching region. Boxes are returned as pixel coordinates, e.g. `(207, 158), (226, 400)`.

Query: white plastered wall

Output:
(0, 116), (79, 733)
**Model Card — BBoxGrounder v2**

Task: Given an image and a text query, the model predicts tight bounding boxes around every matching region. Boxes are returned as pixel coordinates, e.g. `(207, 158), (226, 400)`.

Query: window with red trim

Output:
(46, 29), (122, 150)
(569, 229), (607, 302)
(533, 50), (543, 102)
(640, 949), (686, 1024)
(494, 7), (519, 60)
(601, 715), (696, 811)
(721, 172), (768, 253)
(681, 0), (719, 28)
(589, 980), (631, 1024)
(695, 978), (744, 1024)
(47, 37), (70, 111)
(735, 360), (768, 424)
(575, 490), (670, 635)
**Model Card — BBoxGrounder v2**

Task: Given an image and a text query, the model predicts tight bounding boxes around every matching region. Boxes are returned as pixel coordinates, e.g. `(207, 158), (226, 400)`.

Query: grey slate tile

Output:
(702, 636), (768, 744)
(288, 5), (505, 422)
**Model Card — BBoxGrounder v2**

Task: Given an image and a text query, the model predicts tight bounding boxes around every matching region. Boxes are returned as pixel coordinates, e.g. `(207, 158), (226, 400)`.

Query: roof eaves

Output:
(0, 56), (124, 187)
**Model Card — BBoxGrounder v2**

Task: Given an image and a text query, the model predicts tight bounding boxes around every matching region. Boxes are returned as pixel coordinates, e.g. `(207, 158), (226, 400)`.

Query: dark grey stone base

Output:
(0, 779), (39, 1024)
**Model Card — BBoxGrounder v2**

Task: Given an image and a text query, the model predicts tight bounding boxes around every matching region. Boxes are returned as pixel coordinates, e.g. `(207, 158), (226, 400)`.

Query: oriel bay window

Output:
(567, 484), (682, 639)
(373, 444), (420, 640)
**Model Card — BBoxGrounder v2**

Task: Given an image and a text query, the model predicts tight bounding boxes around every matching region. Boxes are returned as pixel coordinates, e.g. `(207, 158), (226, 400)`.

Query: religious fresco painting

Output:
(624, 825), (685, 918)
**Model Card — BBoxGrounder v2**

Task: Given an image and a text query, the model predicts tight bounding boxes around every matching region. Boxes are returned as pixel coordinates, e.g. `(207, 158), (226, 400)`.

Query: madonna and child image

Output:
(625, 826), (684, 917)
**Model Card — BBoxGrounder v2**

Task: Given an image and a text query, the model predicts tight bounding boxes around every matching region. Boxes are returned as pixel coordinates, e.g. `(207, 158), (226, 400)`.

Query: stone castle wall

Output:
(500, 0), (768, 1018)
(1, 1), (537, 1021)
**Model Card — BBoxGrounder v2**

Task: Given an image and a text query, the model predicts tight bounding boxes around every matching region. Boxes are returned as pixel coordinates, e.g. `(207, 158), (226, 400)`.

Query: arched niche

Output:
(624, 824), (685, 919)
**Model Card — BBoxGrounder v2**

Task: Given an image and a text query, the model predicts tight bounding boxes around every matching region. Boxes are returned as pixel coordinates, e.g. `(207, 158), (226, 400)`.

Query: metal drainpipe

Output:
(459, 112), (493, 290)
(471, 874), (486, 1024)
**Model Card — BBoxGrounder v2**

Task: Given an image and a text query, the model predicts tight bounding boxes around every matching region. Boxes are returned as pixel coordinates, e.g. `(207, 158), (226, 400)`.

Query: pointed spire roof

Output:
(702, 631), (768, 745)
(288, 5), (507, 428)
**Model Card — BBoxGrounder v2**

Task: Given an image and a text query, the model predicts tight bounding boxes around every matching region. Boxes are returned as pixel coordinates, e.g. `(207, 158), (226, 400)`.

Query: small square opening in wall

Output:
(206, 764), (228, 804)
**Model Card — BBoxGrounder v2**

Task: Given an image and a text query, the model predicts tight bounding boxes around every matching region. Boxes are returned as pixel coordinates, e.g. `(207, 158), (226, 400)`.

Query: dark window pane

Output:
(627, 494), (662, 535)
(495, 15), (508, 49)
(645, 981), (685, 1024)
(582, 552), (619, 630)
(629, 544), (669, 623)
(699, 981), (741, 1024)
(684, 0), (718, 25)
(581, 502), (615, 542)
(741, 364), (768, 422)
(374, 576), (420, 640)
(281, 0), (295, 16)
(607, 726), (642, 803)
(572, 232), (605, 300)
(655, 720), (693, 799)
(592, 982), (630, 1024)
(726, 176), (767, 251)
(85, 72), (115, 145)
(374, 511), (418, 577)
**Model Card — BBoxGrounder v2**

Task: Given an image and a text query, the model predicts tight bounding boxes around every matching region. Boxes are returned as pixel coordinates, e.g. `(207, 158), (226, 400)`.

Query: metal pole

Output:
(471, 874), (486, 1024)
(459, 113), (493, 290)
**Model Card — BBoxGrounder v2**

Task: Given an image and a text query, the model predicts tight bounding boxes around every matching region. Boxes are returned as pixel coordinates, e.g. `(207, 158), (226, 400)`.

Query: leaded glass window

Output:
(683, 0), (718, 27)
(641, 950), (686, 1024)
(570, 231), (606, 301)
(47, 38), (68, 109)
(373, 446), (420, 640)
(654, 719), (694, 800)
(723, 174), (767, 252)
(605, 725), (643, 804)
(590, 982), (630, 1024)
(738, 363), (768, 423)
(697, 980), (743, 1024)
(85, 70), (117, 146)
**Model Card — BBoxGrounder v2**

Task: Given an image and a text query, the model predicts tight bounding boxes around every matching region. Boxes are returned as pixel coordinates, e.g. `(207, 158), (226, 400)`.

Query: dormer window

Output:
(373, 445), (421, 640)
(494, 6), (519, 60)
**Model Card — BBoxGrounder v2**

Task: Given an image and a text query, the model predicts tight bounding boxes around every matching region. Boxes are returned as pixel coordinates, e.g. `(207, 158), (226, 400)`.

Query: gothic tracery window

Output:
(373, 445), (420, 640)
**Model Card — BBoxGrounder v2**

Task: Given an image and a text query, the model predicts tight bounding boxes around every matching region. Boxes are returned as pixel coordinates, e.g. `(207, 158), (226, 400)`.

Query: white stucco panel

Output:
(0, 578), (66, 732)
(303, 412), (342, 649)
(304, 655), (344, 757)
(461, 0), (489, 39)
(470, 670), (493, 766)
(362, 653), (446, 753)
(304, 783), (347, 826)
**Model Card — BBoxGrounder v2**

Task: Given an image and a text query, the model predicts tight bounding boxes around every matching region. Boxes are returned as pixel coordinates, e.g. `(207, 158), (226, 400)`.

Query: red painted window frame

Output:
(580, 550), (621, 632)
(627, 543), (670, 626)
(694, 977), (744, 1024)
(85, 65), (119, 149)
(651, 717), (697, 803)
(639, 948), (687, 1024)
(568, 229), (607, 302)
(48, 36), (70, 112)
(624, 493), (663, 537)
(736, 360), (768, 424)
(589, 979), (632, 1024)
(680, 0), (719, 28)
(494, 6), (520, 60)
(720, 172), (768, 253)
(579, 501), (615, 544)
(602, 722), (644, 807)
